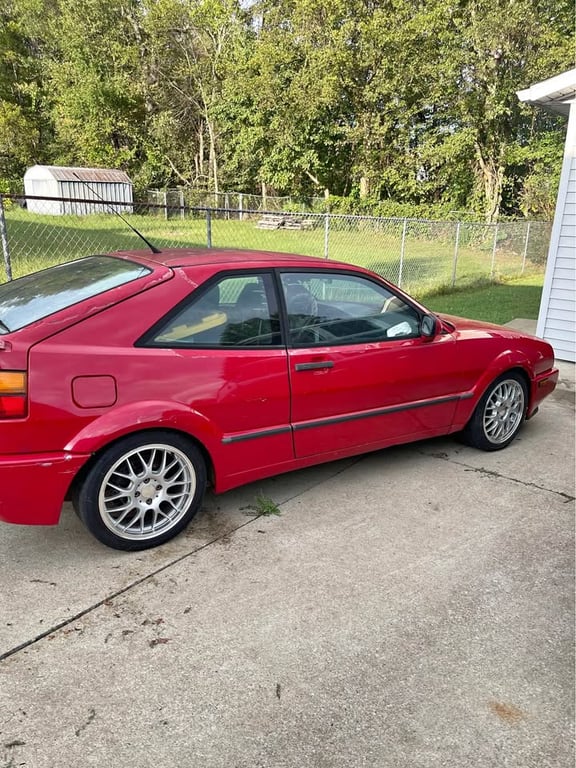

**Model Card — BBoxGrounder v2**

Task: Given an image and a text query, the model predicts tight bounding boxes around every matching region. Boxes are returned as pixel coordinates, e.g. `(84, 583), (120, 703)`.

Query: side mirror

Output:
(421, 313), (438, 339)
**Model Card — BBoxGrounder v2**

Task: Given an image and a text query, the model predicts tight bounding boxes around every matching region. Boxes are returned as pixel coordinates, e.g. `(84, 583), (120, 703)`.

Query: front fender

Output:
(452, 350), (533, 429)
(64, 400), (220, 457)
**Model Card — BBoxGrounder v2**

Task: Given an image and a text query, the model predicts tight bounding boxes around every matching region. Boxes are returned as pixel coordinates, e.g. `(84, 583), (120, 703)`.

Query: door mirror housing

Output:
(421, 313), (438, 339)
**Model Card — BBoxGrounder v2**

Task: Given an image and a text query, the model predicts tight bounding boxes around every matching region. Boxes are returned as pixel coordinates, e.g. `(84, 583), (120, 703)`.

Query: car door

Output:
(279, 270), (461, 458)
(141, 270), (293, 477)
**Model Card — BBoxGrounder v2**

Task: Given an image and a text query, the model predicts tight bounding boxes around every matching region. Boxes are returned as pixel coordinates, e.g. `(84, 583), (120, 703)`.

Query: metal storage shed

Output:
(518, 69), (576, 363)
(23, 165), (133, 216)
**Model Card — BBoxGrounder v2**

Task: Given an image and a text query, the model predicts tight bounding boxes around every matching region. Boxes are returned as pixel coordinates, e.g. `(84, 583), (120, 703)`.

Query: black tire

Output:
(461, 372), (528, 452)
(75, 431), (206, 551)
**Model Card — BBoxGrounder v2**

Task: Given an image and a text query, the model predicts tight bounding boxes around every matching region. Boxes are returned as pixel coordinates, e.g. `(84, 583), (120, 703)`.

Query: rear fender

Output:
(64, 401), (219, 461)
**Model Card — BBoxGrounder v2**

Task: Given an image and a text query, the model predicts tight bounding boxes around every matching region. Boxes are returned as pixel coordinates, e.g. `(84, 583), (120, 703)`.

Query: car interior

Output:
(152, 275), (421, 347)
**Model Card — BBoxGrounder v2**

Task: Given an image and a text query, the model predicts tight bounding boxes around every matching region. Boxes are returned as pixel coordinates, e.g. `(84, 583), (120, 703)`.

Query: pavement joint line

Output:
(9, 448), (564, 665)
(267, 456), (363, 508)
(417, 449), (575, 503)
(0, 521), (254, 664)
(0, 459), (361, 665)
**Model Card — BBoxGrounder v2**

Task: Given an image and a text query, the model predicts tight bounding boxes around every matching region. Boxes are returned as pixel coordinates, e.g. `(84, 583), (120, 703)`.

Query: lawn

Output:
(425, 274), (544, 324)
(1, 206), (545, 325)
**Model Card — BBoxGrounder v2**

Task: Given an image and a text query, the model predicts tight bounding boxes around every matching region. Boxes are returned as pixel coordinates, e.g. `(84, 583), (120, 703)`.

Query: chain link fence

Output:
(0, 194), (550, 299)
(147, 188), (324, 214)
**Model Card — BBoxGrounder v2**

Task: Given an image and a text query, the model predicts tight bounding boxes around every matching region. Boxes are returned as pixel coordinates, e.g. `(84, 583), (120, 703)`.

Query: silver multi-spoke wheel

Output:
(76, 432), (207, 550)
(482, 379), (525, 445)
(99, 444), (196, 541)
(462, 372), (528, 451)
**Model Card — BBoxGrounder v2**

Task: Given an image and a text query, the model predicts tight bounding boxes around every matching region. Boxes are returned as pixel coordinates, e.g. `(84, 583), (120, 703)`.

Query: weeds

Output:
(241, 492), (281, 517)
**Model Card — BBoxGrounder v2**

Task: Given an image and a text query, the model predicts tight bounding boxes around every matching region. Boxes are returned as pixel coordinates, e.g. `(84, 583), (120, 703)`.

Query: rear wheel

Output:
(462, 373), (528, 451)
(75, 431), (206, 550)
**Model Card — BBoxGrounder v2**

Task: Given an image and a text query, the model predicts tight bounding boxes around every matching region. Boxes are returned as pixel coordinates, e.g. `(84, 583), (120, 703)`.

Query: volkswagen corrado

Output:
(0, 249), (558, 550)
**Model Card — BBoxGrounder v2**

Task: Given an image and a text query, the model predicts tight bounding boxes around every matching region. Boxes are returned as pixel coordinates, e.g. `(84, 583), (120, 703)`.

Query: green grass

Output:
(2, 207), (545, 324)
(424, 274), (543, 324)
(4, 207), (544, 285)
(3, 207), (208, 278)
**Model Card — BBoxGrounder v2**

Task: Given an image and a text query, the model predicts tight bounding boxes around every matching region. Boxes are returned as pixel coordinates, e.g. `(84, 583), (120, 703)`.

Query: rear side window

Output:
(146, 273), (281, 348)
(0, 256), (151, 334)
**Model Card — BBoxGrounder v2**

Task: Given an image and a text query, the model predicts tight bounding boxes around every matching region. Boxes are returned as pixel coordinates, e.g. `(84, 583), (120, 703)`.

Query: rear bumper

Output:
(0, 452), (90, 525)
(528, 367), (559, 416)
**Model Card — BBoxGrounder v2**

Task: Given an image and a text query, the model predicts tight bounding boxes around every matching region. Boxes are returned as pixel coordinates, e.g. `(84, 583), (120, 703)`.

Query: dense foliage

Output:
(0, 0), (572, 219)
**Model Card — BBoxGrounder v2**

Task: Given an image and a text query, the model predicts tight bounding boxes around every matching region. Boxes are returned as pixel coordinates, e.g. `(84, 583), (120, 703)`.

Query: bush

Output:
(324, 195), (468, 221)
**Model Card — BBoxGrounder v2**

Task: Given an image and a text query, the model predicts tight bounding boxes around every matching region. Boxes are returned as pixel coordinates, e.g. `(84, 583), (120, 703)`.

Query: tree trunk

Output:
(206, 118), (219, 194)
(198, 127), (205, 184)
(475, 143), (504, 223)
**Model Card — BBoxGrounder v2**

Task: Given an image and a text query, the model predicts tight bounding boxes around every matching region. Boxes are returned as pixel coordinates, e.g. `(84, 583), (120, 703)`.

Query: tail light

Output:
(0, 371), (27, 418)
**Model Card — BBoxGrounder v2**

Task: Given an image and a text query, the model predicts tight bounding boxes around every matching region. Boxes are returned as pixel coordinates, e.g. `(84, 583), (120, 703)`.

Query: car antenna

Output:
(71, 171), (162, 254)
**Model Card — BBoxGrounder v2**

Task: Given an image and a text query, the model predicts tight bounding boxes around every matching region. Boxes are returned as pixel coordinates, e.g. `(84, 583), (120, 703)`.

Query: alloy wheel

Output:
(482, 379), (525, 445)
(98, 443), (196, 541)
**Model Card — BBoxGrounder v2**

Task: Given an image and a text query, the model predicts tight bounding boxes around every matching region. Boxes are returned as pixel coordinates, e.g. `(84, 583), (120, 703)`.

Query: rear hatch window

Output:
(0, 256), (151, 334)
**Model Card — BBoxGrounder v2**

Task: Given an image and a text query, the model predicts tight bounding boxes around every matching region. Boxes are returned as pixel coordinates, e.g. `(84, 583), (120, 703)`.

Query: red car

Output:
(0, 249), (558, 550)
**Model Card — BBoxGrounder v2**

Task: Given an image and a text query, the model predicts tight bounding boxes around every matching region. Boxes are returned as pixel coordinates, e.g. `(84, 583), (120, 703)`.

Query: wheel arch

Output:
(453, 359), (533, 431)
(459, 368), (531, 451)
(472, 365), (531, 415)
(67, 426), (216, 506)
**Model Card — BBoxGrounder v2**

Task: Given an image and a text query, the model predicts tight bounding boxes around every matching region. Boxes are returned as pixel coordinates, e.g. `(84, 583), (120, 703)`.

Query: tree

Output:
(44, 0), (148, 176)
(143, 0), (251, 192)
(434, 0), (574, 220)
(0, 0), (52, 187)
(0, 0), (572, 215)
(218, 0), (386, 198)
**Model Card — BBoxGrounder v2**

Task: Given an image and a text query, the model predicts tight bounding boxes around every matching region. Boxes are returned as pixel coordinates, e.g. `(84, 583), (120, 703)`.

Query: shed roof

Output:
(25, 165), (132, 184)
(517, 68), (576, 116)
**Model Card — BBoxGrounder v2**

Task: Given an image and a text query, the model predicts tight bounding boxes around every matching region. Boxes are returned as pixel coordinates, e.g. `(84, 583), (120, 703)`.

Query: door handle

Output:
(294, 361), (334, 371)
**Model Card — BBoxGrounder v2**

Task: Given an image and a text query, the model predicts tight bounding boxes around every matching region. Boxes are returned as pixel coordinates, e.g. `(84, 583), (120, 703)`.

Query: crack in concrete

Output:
(0, 459), (360, 664)
(0, 520), (255, 664)
(74, 708), (96, 737)
(418, 449), (575, 503)
(7, 447), (565, 665)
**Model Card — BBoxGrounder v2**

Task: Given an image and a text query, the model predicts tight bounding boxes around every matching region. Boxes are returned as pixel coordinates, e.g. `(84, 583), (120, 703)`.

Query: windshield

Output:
(0, 256), (151, 334)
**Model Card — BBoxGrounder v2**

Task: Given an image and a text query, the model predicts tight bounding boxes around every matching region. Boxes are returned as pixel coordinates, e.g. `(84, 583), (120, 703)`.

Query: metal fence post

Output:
(163, 191), (168, 221)
(206, 209), (212, 248)
(179, 190), (184, 220)
(398, 217), (408, 287)
(521, 221), (531, 275)
(239, 193), (243, 221)
(323, 214), (330, 259)
(490, 224), (498, 279)
(0, 196), (12, 281)
(451, 222), (460, 287)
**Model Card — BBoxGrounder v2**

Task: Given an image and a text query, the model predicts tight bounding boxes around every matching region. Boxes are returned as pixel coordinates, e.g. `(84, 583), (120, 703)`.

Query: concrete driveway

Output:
(0, 393), (574, 768)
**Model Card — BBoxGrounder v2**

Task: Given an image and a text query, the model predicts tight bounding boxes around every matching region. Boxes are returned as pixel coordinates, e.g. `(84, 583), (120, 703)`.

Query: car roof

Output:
(111, 248), (352, 270)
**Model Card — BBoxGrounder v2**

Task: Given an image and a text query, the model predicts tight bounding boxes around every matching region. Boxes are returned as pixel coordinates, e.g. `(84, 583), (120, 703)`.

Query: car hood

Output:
(437, 313), (536, 340)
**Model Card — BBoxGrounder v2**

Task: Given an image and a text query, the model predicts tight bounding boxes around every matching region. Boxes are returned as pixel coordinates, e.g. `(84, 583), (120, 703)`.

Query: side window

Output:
(150, 273), (280, 347)
(280, 272), (421, 346)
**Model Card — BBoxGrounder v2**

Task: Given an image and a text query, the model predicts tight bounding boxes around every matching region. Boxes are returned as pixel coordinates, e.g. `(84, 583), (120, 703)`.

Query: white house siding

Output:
(536, 102), (576, 362)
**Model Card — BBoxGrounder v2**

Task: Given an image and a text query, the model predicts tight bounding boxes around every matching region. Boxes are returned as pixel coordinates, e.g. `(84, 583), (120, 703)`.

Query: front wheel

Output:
(462, 373), (528, 451)
(75, 431), (206, 550)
